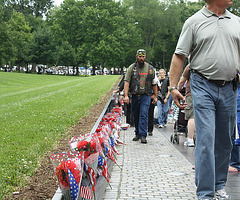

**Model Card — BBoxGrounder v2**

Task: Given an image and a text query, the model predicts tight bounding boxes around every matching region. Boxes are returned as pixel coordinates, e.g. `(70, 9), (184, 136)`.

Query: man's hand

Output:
(171, 89), (186, 109)
(164, 98), (168, 104)
(152, 96), (158, 104)
(124, 96), (130, 104)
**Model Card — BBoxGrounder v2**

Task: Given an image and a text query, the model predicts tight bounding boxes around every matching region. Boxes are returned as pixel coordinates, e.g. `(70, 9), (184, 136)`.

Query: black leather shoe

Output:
(141, 137), (147, 144)
(148, 132), (153, 136)
(132, 136), (140, 141)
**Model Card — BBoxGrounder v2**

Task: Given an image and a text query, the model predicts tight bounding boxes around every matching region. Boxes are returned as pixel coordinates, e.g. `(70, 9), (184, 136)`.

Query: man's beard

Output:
(137, 60), (144, 68)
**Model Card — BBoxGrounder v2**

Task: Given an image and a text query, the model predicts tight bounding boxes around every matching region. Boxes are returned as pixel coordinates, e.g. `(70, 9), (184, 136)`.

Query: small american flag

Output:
(98, 155), (104, 166)
(84, 163), (96, 191)
(105, 147), (117, 164)
(98, 155), (109, 182)
(67, 168), (79, 200)
(102, 159), (109, 182)
(79, 179), (93, 199)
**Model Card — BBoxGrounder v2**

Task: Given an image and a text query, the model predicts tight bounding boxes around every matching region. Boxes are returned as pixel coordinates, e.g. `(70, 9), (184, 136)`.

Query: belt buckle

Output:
(221, 80), (226, 86)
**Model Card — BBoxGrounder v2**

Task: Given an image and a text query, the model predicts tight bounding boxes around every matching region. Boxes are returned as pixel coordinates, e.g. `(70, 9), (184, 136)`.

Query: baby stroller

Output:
(170, 88), (188, 144)
(170, 107), (188, 144)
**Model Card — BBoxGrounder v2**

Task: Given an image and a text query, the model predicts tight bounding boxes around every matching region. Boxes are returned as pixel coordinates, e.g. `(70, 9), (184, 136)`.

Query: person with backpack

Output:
(124, 49), (158, 144)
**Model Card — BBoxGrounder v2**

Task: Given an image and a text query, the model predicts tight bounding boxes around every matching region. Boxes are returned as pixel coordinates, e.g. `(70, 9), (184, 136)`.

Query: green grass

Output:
(0, 72), (120, 198)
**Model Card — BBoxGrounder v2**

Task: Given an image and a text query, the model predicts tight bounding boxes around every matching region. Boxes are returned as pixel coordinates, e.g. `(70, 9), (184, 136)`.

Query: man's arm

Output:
(169, 54), (186, 108)
(124, 81), (130, 104)
(152, 84), (158, 104)
(178, 64), (190, 90)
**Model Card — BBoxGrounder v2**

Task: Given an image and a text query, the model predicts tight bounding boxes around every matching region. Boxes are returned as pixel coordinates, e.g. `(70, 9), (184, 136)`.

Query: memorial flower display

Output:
(51, 106), (126, 200)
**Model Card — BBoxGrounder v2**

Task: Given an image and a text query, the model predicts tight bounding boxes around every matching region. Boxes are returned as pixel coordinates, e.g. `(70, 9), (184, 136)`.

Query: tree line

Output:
(0, 0), (239, 74)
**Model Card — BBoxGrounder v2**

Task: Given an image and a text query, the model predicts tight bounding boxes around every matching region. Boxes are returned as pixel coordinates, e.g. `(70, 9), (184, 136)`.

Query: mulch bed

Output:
(7, 78), (120, 200)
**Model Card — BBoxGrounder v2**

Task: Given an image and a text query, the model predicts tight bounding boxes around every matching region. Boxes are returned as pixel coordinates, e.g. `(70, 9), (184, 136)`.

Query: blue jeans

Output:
(168, 94), (173, 109)
(157, 100), (169, 125)
(190, 72), (237, 199)
(230, 91), (240, 170)
(131, 94), (151, 138)
(230, 126), (240, 171)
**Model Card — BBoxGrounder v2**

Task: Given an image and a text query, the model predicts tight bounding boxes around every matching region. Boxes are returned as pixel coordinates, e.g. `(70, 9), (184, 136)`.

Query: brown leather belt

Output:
(191, 70), (231, 86)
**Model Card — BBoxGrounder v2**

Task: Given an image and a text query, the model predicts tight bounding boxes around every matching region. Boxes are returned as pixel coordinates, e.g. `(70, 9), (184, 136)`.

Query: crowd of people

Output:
(116, 0), (240, 199)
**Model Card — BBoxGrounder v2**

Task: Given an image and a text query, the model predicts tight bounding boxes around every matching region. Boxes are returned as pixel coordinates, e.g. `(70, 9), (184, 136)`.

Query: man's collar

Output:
(201, 6), (231, 19)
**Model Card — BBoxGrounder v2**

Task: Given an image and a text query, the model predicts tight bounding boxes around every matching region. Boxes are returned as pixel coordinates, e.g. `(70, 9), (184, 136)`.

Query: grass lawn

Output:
(0, 72), (120, 198)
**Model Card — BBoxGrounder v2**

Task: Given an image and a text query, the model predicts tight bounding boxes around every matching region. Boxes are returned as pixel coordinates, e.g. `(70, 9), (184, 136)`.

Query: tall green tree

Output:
(7, 12), (31, 71)
(57, 41), (76, 67)
(123, 0), (164, 60)
(28, 25), (57, 72)
(47, 0), (140, 73)
(0, 6), (15, 67)
(4, 0), (54, 19)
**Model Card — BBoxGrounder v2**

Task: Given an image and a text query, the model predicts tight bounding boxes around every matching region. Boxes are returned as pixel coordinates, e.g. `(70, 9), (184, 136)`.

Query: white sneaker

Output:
(184, 141), (195, 147)
(159, 125), (164, 128)
(215, 189), (231, 199)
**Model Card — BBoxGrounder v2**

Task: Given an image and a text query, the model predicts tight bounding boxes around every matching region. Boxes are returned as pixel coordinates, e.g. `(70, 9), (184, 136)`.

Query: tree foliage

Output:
(2, 0), (238, 73)
(28, 26), (57, 66)
(6, 12), (31, 70)
(4, 0), (54, 19)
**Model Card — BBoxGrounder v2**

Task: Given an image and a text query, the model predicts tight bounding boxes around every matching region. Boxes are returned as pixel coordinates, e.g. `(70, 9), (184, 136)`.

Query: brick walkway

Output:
(103, 125), (197, 200)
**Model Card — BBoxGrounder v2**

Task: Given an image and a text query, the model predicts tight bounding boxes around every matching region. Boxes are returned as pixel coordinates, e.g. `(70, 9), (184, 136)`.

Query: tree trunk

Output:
(92, 65), (96, 76)
(31, 63), (37, 73)
(76, 65), (79, 76)
(26, 64), (29, 73)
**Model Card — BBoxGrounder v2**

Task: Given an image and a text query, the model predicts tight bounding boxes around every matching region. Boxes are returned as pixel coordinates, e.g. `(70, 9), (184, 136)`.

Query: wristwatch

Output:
(169, 87), (178, 92)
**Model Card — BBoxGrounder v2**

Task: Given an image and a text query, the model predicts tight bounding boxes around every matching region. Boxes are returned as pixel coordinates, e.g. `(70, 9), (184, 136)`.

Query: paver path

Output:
(103, 126), (197, 200)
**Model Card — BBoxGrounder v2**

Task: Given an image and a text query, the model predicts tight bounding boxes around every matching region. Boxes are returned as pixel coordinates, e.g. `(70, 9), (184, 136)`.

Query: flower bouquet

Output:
(111, 106), (123, 116)
(96, 125), (118, 164)
(70, 133), (100, 194)
(50, 152), (84, 200)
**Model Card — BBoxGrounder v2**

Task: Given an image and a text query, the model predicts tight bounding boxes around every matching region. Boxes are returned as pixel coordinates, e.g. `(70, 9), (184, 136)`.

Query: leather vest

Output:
(129, 63), (153, 95)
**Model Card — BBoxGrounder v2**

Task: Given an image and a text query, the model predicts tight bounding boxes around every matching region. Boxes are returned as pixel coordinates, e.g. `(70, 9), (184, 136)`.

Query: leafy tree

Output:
(28, 25), (57, 72)
(47, 0), (140, 74)
(4, 0), (54, 18)
(7, 12), (31, 71)
(123, 0), (163, 59)
(57, 41), (77, 74)
(228, 0), (240, 16)
(0, 6), (15, 67)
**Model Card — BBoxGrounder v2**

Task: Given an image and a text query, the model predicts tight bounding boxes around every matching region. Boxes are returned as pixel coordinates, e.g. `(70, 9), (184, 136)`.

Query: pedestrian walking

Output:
(124, 49), (158, 144)
(169, 0), (240, 199)
(157, 69), (170, 128)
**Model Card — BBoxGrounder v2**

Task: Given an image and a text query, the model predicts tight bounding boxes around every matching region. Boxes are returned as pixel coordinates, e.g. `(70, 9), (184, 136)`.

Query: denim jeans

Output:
(157, 100), (169, 125)
(230, 88), (240, 170)
(131, 94), (151, 138)
(230, 126), (240, 171)
(190, 72), (237, 199)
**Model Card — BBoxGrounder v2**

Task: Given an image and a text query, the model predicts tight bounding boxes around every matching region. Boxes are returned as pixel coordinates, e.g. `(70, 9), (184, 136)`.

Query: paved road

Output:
(103, 121), (240, 200)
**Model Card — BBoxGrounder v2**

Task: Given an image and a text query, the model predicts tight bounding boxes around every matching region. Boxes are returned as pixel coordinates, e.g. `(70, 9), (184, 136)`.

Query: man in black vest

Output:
(124, 49), (158, 144)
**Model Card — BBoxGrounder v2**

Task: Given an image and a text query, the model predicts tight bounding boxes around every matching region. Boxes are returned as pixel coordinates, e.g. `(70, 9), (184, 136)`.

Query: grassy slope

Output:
(0, 72), (120, 197)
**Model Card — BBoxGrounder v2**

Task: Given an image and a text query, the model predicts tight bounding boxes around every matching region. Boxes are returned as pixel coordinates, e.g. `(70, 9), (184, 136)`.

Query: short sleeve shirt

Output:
(175, 7), (240, 81)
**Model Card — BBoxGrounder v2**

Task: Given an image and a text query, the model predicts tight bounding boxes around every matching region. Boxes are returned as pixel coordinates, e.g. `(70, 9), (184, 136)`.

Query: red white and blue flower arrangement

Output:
(50, 106), (127, 200)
